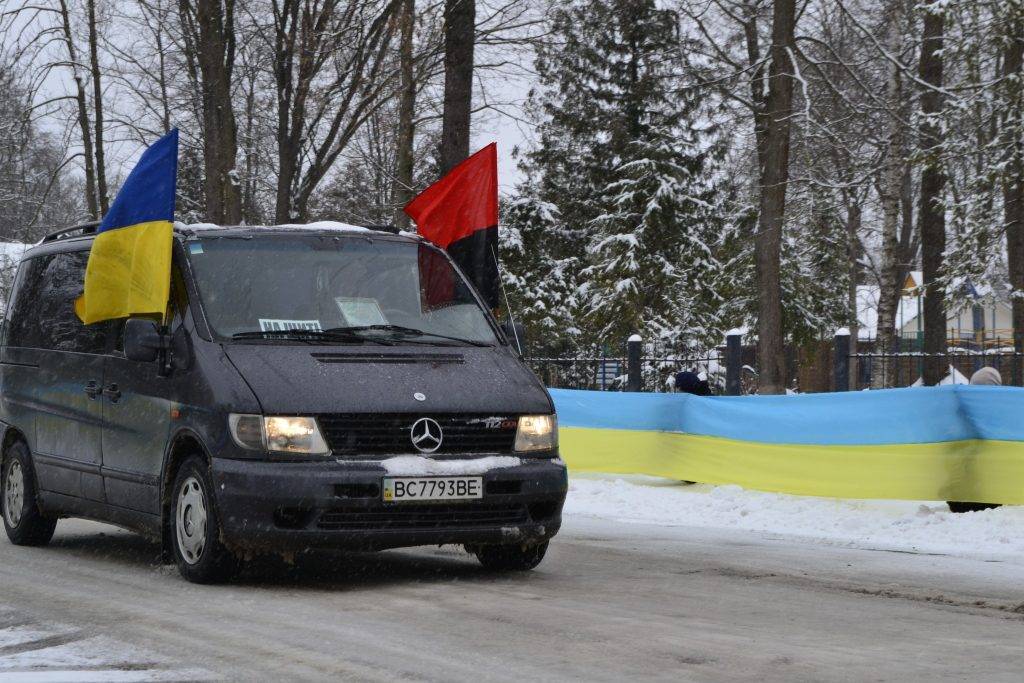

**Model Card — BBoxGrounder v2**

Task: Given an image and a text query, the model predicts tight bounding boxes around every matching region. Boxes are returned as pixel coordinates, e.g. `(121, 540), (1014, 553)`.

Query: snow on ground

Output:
(565, 473), (1024, 561)
(0, 605), (214, 682)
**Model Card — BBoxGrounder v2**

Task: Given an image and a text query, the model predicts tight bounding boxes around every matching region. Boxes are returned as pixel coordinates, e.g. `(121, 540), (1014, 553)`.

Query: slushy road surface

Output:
(0, 516), (1020, 681)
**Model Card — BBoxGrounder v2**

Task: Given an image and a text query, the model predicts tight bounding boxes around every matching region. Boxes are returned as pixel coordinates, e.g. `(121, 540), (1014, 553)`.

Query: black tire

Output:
(2, 441), (57, 546)
(170, 455), (239, 584)
(947, 501), (1000, 513)
(472, 541), (549, 571)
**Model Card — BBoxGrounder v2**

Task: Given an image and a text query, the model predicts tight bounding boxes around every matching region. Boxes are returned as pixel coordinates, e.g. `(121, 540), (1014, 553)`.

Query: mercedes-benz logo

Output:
(410, 417), (443, 454)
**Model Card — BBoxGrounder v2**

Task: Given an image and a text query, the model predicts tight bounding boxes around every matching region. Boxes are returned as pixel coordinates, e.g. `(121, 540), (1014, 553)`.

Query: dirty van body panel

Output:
(221, 344), (552, 415)
(84, 337), (263, 528)
(34, 350), (106, 501)
(101, 355), (173, 514)
(101, 320), (265, 517)
(0, 346), (42, 455)
(1, 345), (105, 501)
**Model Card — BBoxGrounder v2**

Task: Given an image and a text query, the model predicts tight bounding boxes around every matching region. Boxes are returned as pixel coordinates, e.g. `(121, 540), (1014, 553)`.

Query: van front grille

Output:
(317, 413), (518, 455)
(316, 503), (529, 530)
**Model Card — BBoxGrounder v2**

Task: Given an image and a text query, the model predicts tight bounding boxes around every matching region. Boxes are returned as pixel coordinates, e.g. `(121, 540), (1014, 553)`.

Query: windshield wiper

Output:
(322, 324), (492, 347)
(229, 329), (395, 345)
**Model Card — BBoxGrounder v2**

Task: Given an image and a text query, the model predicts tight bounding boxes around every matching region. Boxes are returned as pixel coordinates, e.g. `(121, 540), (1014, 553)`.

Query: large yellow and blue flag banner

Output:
(551, 385), (1024, 505)
(75, 129), (178, 325)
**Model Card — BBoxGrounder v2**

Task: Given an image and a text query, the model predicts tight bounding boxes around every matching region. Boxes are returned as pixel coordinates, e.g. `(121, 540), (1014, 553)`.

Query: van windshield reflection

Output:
(186, 235), (497, 346)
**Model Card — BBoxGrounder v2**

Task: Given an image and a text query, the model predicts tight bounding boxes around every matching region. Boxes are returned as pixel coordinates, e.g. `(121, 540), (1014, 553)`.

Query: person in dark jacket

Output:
(674, 370), (712, 396)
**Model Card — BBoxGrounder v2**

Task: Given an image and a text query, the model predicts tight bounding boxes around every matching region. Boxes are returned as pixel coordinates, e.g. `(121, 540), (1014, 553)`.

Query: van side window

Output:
(2, 261), (26, 346)
(7, 257), (48, 348)
(7, 252), (110, 354)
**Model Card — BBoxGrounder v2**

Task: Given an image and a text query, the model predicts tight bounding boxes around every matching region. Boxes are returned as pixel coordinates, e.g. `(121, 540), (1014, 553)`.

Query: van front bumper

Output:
(210, 456), (567, 553)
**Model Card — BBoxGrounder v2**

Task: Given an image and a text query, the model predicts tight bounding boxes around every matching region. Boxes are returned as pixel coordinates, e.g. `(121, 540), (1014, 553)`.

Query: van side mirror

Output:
(501, 320), (526, 355)
(124, 318), (164, 362)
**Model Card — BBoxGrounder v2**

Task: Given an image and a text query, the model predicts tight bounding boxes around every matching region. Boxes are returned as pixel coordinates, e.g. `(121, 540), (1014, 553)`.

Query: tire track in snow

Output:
(0, 607), (215, 682)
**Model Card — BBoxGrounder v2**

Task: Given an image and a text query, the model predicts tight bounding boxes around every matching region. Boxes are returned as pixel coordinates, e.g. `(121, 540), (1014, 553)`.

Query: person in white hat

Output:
(969, 366), (1002, 385)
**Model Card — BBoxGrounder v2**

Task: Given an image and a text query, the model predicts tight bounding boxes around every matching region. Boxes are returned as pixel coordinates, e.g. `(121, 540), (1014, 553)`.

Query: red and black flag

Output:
(404, 143), (500, 309)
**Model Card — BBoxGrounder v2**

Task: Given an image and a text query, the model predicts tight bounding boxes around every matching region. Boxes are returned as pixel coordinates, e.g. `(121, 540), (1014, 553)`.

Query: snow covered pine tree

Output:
(515, 0), (727, 354)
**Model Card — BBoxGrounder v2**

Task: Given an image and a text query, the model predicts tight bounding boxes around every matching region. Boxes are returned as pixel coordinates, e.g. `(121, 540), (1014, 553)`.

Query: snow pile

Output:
(380, 456), (521, 475)
(566, 474), (1024, 559)
(0, 242), (26, 259)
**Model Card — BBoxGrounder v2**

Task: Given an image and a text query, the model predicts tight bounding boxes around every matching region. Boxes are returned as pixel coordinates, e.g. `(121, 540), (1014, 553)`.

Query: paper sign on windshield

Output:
(258, 319), (322, 332)
(335, 297), (387, 326)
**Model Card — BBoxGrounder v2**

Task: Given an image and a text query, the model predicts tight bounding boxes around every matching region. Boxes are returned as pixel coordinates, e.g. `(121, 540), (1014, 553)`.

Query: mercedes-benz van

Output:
(0, 223), (566, 583)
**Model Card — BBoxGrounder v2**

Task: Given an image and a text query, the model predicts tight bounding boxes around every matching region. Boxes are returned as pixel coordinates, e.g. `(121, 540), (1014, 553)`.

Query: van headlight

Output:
(514, 414), (557, 453)
(228, 414), (330, 456)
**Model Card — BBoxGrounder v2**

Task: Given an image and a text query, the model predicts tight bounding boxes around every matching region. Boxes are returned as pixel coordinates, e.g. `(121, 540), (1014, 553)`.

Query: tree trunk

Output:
(917, 3), (947, 385)
(874, 9), (904, 388)
(440, 0), (475, 175)
(754, 0), (796, 394)
(195, 0), (241, 225)
(392, 0), (416, 227)
(242, 70), (259, 223)
(151, 1), (172, 133)
(897, 160), (917, 290)
(58, 0), (98, 220)
(846, 201), (862, 390)
(87, 0), (108, 215)
(1003, 4), (1024, 385)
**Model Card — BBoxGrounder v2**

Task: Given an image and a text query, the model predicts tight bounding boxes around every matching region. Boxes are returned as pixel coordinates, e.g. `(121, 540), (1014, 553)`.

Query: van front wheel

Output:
(2, 441), (57, 546)
(170, 456), (239, 583)
(471, 541), (549, 571)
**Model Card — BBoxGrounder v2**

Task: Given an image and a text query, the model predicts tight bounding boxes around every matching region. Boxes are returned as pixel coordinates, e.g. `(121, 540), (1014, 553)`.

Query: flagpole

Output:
(491, 244), (522, 353)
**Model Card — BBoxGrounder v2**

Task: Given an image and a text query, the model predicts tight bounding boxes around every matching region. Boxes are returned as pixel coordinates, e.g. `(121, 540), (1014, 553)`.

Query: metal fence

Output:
(526, 337), (751, 393)
(528, 352), (628, 391)
(526, 332), (1023, 394)
(850, 349), (1023, 389)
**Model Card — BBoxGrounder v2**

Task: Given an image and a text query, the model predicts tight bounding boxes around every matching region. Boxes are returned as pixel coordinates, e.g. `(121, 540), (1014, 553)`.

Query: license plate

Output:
(382, 476), (483, 502)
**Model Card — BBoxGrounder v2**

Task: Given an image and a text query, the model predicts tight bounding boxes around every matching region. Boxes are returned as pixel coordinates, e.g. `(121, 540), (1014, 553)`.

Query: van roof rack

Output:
(41, 221), (100, 243)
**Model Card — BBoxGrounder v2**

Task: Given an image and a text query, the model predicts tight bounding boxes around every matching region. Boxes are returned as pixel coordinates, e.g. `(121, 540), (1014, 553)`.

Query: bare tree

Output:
(179, 0), (242, 224)
(269, 0), (399, 223)
(86, 0), (108, 214)
(917, 0), (946, 385)
(440, 0), (474, 174)
(872, 0), (906, 388)
(754, 0), (797, 394)
(58, 0), (99, 219)
(391, 0), (415, 227)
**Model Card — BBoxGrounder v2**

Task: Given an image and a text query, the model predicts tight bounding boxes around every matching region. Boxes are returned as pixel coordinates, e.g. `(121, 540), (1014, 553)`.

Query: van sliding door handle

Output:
(84, 381), (102, 400)
(103, 383), (121, 402)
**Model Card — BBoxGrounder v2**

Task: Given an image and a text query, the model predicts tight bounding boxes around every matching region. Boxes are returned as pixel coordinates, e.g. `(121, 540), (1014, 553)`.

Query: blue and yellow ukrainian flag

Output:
(551, 385), (1024, 505)
(75, 129), (178, 325)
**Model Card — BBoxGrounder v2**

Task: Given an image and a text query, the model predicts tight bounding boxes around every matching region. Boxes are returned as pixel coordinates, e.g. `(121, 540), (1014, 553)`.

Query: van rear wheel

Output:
(2, 441), (57, 546)
(471, 541), (549, 571)
(170, 456), (239, 583)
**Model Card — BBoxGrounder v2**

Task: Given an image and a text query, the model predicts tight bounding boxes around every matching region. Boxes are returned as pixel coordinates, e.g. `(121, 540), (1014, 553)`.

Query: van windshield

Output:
(185, 234), (498, 345)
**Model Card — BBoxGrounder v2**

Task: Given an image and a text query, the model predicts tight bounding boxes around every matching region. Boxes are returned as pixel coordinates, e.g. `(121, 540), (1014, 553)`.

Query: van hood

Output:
(222, 344), (553, 415)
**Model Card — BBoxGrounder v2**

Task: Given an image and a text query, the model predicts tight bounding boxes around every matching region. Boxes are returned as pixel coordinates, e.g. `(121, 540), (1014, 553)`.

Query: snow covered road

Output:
(0, 480), (1021, 681)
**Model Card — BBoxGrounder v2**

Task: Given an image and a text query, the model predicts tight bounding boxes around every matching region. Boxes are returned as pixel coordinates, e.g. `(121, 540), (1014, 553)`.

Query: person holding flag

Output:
(404, 142), (500, 311)
(75, 129), (179, 325)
